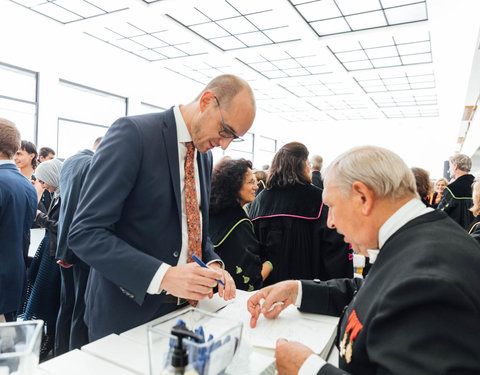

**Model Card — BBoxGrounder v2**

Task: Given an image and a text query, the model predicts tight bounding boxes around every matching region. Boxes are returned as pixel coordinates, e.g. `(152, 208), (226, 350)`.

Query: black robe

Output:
(468, 216), (480, 244)
(300, 210), (480, 374)
(209, 206), (264, 291)
(249, 184), (352, 286)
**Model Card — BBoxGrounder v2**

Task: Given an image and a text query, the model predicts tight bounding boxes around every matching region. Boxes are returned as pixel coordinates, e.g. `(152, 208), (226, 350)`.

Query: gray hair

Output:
(310, 155), (323, 170)
(449, 153), (471, 172)
(324, 145), (417, 200)
(35, 158), (63, 198)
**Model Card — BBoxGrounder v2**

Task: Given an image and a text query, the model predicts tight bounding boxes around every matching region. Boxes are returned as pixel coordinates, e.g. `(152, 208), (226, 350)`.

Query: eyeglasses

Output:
(215, 96), (244, 143)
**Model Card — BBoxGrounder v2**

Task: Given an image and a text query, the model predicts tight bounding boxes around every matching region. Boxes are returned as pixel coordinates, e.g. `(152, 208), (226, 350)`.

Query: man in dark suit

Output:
(0, 118), (37, 323)
(55, 137), (102, 355)
(69, 75), (256, 341)
(310, 154), (323, 190)
(248, 146), (480, 374)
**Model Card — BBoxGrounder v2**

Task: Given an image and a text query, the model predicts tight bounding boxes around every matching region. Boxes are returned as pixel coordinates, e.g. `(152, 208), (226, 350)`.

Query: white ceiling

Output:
(5, 0), (480, 176)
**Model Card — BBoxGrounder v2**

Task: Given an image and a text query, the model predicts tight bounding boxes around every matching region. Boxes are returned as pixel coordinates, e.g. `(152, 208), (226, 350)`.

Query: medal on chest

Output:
(339, 309), (363, 364)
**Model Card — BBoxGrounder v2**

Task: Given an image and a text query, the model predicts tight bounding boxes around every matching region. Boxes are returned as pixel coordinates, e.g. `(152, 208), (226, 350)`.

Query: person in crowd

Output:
(437, 153), (475, 229)
(310, 154), (324, 189)
(22, 158), (63, 360)
(68, 74), (255, 341)
(0, 118), (37, 323)
(431, 177), (448, 208)
(38, 147), (55, 163)
(213, 155), (232, 169)
(54, 137), (102, 356)
(262, 164), (269, 171)
(14, 140), (49, 215)
(253, 169), (267, 196)
(15, 140), (38, 179)
(468, 178), (480, 243)
(411, 167), (433, 207)
(249, 142), (352, 287)
(209, 159), (272, 292)
(247, 145), (480, 375)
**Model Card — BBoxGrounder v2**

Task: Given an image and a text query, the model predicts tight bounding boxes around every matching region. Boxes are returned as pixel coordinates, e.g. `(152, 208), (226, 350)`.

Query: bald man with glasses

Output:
(69, 75), (256, 341)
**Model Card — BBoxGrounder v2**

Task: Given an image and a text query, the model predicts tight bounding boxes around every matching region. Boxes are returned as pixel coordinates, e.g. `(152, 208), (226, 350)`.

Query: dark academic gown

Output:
(209, 206), (264, 291)
(249, 184), (352, 286)
(437, 174), (475, 230)
(300, 210), (480, 374)
(468, 217), (480, 244)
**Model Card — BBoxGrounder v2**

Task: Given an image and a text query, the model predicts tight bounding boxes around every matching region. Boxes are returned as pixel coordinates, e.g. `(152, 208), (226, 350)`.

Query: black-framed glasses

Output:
(215, 96), (244, 142)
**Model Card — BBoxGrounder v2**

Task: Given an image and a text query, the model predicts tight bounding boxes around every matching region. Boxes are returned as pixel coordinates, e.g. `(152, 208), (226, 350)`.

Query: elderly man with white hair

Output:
(248, 145), (480, 375)
(437, 153), (475, 230)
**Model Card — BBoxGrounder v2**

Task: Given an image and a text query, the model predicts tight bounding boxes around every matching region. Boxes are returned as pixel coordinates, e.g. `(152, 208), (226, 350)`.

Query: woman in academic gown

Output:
(249, 142), (352, 286)
(209, 159), (272, 291)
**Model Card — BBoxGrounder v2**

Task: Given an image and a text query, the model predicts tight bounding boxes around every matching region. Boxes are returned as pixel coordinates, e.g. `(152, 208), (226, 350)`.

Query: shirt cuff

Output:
(207, 259), (224, 269)
(147, 263), (171, 294)
(294, 280), (303, 307)
(298, 354), (327, 375)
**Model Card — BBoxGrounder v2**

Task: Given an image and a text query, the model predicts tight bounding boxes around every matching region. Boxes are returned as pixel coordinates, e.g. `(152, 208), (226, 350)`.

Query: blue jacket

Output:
(69, 109), (218, 339)
(0, 163), (37, 313)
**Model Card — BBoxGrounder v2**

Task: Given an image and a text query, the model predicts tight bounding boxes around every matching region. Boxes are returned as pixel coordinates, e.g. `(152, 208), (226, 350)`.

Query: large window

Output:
(225, 132), (255, 161)
(255, 136), (277, 168)
(56, 80), (127, 159)
(0, 62), (38, 142)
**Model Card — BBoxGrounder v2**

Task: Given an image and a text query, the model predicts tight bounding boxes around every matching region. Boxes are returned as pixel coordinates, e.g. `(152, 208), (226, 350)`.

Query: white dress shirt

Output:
(147, 105), (204, 294)
(297, 198), (433, 374)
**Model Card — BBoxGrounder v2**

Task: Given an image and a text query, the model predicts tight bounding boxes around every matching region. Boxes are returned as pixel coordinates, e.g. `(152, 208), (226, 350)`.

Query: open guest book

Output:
(198, 289), (339, 360)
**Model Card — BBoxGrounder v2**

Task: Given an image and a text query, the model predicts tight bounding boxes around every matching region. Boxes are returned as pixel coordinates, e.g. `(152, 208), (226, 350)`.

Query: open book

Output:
(202, 289), (338, 360)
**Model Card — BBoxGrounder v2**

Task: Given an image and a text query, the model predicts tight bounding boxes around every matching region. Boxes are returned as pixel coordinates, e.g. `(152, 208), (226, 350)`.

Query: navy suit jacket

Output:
(69, 108), (218, 340)
(0, 163), (37, 314)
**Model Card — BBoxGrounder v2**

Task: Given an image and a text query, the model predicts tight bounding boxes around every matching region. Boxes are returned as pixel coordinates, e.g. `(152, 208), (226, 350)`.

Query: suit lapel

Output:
(162, 109), (182, 227)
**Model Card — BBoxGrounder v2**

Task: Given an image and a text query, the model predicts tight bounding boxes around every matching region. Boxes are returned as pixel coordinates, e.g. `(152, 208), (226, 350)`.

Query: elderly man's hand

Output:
(275, 338), (314, 375)
(247, 280), (298, 328)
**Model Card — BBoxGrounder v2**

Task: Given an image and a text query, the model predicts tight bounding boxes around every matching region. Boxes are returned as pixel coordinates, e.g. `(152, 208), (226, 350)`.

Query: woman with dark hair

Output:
(249, 142), (352, 286)
(209, 159), (272, 291)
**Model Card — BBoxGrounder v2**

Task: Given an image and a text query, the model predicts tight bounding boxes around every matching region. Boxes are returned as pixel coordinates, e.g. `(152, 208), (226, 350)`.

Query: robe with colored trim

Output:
(209, 206), (264, 291)
(249, 184), (352, 286)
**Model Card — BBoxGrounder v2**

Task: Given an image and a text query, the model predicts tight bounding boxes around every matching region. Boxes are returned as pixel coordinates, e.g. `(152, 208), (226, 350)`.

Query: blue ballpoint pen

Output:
(191, 254), (225, 286)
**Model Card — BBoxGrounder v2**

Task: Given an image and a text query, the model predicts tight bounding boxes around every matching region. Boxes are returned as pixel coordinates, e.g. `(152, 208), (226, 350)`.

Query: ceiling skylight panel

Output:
(131, 34), (167, 49)
(343, 60), (373, 71)
(382, 77), (408, 85)
(92, 0), (127, 12)
(134, 49), (164, 61)
(335, 50), (368, 62)
(295, 0), (341, 22)
(155, 46), (187, 58)
(273, 59), (301, 70)
(235, 31), (272, 47)
(311, 18), (351, 36)
(396, 41), (430, 55)
(216, 17), (257, 34)
(32, 2), (80, 22)
(190, 23), (230, 39)
(284, 67), (310, 77)
(371, 56), (402, 68)
(334, 0), (382, 15)
(410, 81), (435, 89)
(401, 53), (431, 64)
(307, 65), (332, 74)
(365, 46), (398, 59)
(250, 61), (277, 72)
(245, 11), (282, 29)
(110, 38), (144, 52)
(109, 23), (142, 38)
(381, 0), (421, 7)
(263, 70), (289, 79)
(346, 10), (387, 30)
(54, 0), (101, 18)
(196, 1), (239, 20)
(212, 36), (245, 49)
(384, 2), (427, 25)
(87, 27), (121, 41)
(263, 27), (294, 43)
(228, 0), (270, 14)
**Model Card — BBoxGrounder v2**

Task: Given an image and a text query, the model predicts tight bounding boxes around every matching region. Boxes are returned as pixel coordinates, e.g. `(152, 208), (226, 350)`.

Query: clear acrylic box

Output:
(147, 308), (242, 375)
(0, 320), (43, 375)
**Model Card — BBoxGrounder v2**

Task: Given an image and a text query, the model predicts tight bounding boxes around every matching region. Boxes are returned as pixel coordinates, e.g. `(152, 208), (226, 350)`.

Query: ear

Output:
(351, 181), (375, 216)
(199, 91), (216, 112)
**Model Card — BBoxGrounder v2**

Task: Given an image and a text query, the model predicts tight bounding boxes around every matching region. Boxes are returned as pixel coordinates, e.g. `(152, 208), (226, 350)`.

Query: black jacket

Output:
(300, 210), (480, 374)
(36, 196), (61, 257)
(437, 174), (474, 230)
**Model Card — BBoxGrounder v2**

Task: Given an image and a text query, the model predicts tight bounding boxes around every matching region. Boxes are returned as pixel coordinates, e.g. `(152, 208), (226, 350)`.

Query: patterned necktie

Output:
(185, 142), (202, 306)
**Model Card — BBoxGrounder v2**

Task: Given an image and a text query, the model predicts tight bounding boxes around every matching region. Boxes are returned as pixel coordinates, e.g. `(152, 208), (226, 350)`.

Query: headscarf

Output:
(35, 158), (63, 198)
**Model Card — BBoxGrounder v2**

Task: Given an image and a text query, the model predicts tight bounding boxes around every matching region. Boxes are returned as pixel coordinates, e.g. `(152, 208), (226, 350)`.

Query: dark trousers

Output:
(3, 311), (16, 322)
(54, 264), (89, 356)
